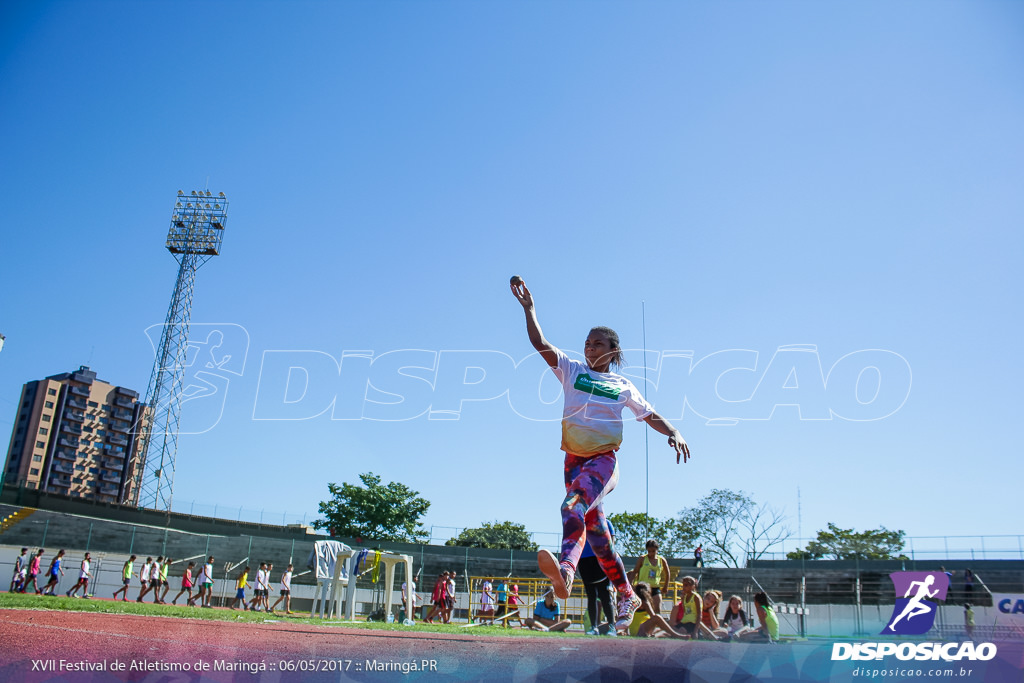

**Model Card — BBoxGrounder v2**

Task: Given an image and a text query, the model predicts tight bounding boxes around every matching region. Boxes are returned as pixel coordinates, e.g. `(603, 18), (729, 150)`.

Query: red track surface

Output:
(0, 605), (749, 682)
(5, 606), (1021, 682)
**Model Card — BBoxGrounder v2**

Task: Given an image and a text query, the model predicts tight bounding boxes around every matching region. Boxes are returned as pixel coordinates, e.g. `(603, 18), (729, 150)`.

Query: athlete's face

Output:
(584, 331), (615, 372)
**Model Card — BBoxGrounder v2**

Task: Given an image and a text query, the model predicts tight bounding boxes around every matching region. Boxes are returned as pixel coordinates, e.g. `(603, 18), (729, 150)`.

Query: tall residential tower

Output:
(3, 366), (147, 503)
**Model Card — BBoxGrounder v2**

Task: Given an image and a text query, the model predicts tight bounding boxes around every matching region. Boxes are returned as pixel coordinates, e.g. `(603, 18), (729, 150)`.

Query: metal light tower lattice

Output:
(129, 190), (228, 511)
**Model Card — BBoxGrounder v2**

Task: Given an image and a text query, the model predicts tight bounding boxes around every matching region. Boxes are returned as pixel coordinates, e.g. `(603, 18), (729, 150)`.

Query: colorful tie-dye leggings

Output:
(559, 451), (632, 595)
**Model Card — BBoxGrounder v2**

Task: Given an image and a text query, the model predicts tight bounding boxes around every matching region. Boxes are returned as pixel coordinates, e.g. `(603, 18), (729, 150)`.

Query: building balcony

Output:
(67, 397), (88, 410)
(71, 371), (94, 384)
(69, 385), (90, 397)
(64, 409), (86, 423)
(100, 459), (123, 472)
(114, 397), (135, 409)
(62, 422), (83, 435)
(49, 475), (71, 488)
(110, 421), (129, 434)
(102, 444), (126, 459)
(115, 387), (139, 399)
(113, 408), (133, 421)
(98, 483), (119, 496)
(101, 472), (121, 484)
(108, 434), (128, 446)
(59, 437), (80, 449)
(53, 462), (74, 475)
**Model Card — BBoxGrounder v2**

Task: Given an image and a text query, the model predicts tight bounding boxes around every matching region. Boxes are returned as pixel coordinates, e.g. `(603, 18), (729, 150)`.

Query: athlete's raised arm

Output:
(510, 279), (558, 369)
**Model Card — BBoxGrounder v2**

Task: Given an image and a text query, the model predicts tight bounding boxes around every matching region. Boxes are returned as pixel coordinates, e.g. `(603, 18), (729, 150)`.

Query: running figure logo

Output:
(144, 323), (249, 435)
(883, 571), (949, 635)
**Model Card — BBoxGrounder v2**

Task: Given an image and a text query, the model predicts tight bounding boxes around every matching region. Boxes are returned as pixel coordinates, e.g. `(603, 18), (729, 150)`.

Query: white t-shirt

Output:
(481, 580), (495, 608)
(140, 563), (152, 583)
(256, 569), (269, 590)
(402, 581), (418, 605)
(79, 559), (90, 579)
(281, 571), (292, 591)
(150, 563), (162, 580)
(553, 349), (653, 456)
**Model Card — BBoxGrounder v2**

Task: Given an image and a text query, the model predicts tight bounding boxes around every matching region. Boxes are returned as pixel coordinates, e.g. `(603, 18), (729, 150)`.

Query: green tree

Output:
(607, 512), (698, 557)
(677, 489), (791, 568)
(445, 521), (538, 550)
(786, 523), (907, 560)
(313, 472), (430, 543)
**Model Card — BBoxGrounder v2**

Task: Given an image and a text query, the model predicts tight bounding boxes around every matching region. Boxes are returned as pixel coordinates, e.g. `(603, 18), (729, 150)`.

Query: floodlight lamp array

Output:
(166, 190), (229, 255)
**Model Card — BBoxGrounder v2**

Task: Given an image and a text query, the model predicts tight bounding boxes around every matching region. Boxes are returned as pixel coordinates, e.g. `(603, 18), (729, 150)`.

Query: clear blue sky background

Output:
(1, 1), (1021, 556)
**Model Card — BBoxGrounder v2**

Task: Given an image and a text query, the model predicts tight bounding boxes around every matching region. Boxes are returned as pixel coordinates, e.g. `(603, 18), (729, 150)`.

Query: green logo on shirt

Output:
(574, 374), (621, 400)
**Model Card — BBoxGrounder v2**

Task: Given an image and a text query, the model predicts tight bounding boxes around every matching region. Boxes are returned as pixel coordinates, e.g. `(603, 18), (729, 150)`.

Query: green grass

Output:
(0, 593), (585, 637)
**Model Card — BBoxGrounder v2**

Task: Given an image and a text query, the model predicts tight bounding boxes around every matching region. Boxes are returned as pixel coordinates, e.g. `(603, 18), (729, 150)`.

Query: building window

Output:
(88, 401), (99, 408)
(32, 455), (42, 462)
(83, 426), (94, 433)
(97, 429), (106, 436)
(39, 428), (48, 435)
(45, 401), (54, 408)
(75, 465), (86, 471)
(48, 388), (57, 396)
(30, 468), (39, 475)
(35, 441), (45, 448)
(102, 404), (111, 411)
(42, 414), (51, 422)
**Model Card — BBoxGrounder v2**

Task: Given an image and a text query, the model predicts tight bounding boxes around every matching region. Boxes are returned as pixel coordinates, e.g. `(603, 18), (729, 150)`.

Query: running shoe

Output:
(537, 549), (573, 599)
(614, 591), (642, 631)
(586, 627), (600, 636)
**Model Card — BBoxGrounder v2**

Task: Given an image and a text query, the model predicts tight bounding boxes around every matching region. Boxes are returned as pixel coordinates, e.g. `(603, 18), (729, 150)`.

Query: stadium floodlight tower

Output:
(127, 190), (229, 511)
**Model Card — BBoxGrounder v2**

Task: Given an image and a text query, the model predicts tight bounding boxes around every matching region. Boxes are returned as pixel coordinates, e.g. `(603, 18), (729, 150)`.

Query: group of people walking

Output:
(8, 549), (294, 614)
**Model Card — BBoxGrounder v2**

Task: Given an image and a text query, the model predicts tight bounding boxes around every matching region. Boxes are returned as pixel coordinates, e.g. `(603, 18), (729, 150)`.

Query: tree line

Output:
(314, 473), (907, 565)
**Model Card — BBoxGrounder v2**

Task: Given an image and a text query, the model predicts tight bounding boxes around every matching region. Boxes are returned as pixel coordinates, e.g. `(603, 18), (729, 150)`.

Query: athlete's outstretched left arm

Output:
(644, 411), (690, 464)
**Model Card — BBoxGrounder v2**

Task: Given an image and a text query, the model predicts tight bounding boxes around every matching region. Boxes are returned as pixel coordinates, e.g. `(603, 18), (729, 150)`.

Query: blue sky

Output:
(1, 1), (1021, 557)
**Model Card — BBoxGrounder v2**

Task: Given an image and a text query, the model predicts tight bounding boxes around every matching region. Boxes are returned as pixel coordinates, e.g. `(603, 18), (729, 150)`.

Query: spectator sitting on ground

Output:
(699, 590), (729, 640)
(738, 591), (778, 642)
(720, 595), (753, 640)
(524, 590), (572, 632)
(669, 575), (702, 639)
(632, 582), (690, 639)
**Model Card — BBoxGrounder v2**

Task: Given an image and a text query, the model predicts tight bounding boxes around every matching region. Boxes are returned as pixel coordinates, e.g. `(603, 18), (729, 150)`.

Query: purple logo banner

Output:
(883, 571), (950, 635)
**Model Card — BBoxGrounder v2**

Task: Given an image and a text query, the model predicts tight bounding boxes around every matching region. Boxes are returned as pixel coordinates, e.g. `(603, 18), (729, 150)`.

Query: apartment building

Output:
(3, 366), (146, 504)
